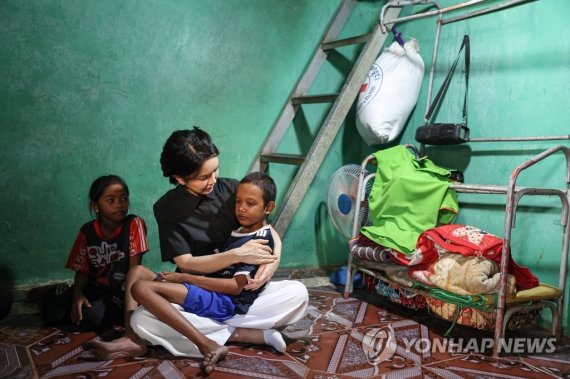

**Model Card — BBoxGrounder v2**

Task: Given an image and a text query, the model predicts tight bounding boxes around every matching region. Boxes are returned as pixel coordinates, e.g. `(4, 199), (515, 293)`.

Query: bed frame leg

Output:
(553, 298), (563, 340)
(492, 306), (506, 358)
(343, 265), (353, 299)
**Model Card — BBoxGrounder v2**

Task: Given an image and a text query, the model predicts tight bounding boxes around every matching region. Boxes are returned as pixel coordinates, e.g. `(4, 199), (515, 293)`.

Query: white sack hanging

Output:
(356, 39), (425, 145)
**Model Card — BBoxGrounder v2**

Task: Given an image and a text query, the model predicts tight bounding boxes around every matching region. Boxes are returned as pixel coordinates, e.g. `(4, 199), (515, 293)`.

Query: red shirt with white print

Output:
(65, 215), (149, 293)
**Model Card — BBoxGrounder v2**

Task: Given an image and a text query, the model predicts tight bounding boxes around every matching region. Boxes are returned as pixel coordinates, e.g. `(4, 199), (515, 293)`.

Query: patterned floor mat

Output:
(1, 285), (569, 378)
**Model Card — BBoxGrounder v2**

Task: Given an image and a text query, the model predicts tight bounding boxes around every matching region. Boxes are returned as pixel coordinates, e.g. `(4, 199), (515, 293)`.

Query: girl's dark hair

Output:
(160, 127), (219, 185)
(240, 172), (276, 206)
(89, 175), (129, 204)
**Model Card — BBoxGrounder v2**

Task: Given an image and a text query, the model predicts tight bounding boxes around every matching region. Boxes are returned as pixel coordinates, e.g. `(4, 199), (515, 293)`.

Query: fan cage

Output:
(327, 164), (371, 239)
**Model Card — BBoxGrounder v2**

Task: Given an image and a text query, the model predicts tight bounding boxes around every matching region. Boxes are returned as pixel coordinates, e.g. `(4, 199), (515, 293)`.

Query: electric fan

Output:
(326, 164), (366, 239)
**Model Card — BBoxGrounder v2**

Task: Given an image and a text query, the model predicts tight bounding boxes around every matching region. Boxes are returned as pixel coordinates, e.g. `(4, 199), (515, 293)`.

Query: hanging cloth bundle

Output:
(416, 35), (470, 145)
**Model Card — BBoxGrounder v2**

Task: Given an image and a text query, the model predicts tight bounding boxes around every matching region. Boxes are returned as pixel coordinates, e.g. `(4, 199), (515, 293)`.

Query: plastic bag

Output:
(356, 39), (424, 145)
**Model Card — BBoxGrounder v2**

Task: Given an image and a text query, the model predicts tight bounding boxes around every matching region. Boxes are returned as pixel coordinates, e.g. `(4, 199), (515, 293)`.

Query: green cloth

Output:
(361, 145), (458, 254)
(428, 288), (490, 311)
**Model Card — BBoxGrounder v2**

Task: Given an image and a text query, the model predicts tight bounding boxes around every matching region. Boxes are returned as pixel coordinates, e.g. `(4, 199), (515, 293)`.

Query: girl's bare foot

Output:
(91, 336), (147, 360)
(201, 344), (228, 374)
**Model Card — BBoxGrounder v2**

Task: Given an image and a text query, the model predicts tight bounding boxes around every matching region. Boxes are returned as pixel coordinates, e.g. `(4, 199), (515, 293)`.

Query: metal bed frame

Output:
(343, 1), (569, 357)
(344, 144), (570, 357)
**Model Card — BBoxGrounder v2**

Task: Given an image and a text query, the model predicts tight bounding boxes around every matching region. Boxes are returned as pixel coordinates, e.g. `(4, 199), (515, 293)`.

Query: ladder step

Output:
(321, 33), (370, 51)
(249, 0), (403, 236)
(451, 184), (511, 194)
(451, 183), (564, 196)
(291, 94), (338, 105)
(260, 153), (305, 166)
(273, 7), (402, 236)
(247, 0), (357, 175)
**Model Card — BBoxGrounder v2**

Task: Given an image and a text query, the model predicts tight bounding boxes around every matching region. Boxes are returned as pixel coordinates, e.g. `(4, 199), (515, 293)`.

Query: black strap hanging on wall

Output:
(416, 35), (470, 145)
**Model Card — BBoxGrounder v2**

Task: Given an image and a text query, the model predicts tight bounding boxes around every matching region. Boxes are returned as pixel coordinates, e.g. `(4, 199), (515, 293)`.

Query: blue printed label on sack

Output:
(357, 64), (383, 113)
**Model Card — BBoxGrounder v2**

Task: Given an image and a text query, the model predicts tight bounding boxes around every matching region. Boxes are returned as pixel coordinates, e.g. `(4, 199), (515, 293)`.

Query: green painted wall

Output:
(1, 0), (569, 331)
(0, 0), (345, 288)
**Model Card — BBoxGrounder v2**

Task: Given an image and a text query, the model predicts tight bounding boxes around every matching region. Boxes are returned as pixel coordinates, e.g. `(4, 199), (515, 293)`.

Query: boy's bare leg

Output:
(130, 280), (228, 372)
(91, 265), (157, 360)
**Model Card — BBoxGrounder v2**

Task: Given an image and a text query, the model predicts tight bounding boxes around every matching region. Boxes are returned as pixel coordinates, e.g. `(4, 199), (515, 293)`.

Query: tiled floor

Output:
(1, 268), (569, 378)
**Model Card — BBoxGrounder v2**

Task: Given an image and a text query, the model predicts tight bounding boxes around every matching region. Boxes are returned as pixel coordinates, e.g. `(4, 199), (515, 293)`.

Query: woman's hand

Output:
(71, 294), (91, 324)
(235, 239), (277, 265)
(245, 258), (280, 290)
(157, 272), (189, 283)
(245, 227), (282, 290)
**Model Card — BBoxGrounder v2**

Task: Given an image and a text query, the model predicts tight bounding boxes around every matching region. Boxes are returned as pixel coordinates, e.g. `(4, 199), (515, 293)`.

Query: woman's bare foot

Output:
(200, 343), (228, 374)
(91, 336), (147, 360)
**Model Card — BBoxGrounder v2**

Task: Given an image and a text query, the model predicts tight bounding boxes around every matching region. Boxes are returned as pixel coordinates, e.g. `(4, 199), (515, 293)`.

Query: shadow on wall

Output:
(424, 144), (472, 172)
(293, 107), (313, 154)
(0, 264), (14, 320)
(327, 49), (357, 79)
(0, 264), (14, 289)
(314, 201), (348, 268)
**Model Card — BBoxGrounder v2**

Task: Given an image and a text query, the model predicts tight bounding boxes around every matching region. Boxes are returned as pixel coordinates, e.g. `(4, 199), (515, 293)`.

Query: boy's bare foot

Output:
(91, 336), (147, 360)
(201, 344), (228, 374)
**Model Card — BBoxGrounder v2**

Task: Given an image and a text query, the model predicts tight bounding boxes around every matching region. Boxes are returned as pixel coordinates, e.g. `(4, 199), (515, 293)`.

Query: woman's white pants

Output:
(130, 280), (308, 357)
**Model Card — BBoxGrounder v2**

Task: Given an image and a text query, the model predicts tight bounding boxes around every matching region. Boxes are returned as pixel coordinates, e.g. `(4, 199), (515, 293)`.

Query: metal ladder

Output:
(248, 0), (401, 236)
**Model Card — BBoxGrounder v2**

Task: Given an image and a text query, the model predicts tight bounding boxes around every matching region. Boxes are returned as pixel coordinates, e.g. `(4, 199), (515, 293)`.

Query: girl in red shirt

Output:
(41, 175), (149, 331)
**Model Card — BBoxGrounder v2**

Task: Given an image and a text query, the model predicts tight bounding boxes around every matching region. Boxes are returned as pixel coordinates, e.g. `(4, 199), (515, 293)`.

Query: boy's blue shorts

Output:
(181, 283), (235, 322)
